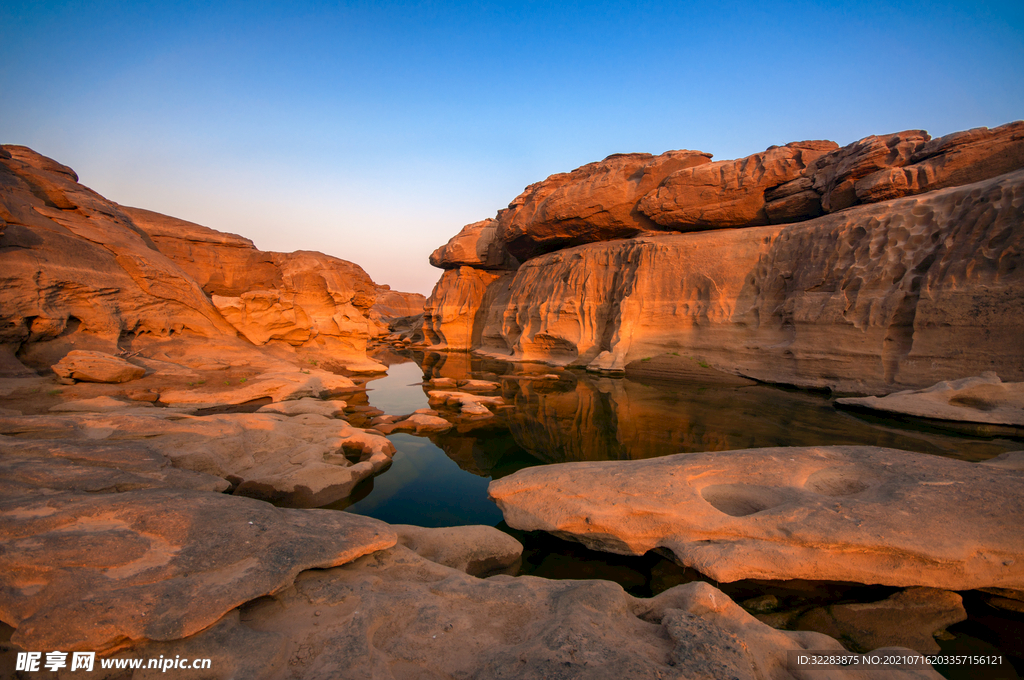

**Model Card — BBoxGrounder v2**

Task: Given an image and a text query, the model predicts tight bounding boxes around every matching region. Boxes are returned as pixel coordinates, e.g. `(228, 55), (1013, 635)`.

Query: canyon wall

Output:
(422, 123), (1024, 394)
(0, 145), (413, 374)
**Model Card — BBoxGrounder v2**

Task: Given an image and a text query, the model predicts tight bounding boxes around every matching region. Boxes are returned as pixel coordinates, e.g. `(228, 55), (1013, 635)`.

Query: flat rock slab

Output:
(257, 397), (347, 418)
(0, 488), (395, 653)
(0, 435), (230, 496)
(394, 524), (522, 576)
(488, 446), (1024, 590)
(0, 410), (396, 507)
(837, 373), (1024, 426)
(79, 545), (941, 680)
(52, 350), (146, 384)
(159, 369), (356, 407)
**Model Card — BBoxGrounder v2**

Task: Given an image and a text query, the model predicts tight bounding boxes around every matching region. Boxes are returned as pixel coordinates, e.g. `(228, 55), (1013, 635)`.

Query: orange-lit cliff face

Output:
(422, 122), (1024, 394)
(0, 146), (425, 375)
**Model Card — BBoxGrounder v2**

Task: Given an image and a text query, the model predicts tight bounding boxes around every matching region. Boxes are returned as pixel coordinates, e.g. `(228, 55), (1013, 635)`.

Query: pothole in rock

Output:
(804, 467), (872, 497)
(699, 484), (789, 517)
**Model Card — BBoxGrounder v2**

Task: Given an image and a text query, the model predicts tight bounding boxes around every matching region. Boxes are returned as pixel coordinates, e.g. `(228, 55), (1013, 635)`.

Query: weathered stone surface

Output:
(159, 369), (356, 407)
(496, 150), (713, 261)
(638, 141), (837, 230)
(0, 435), (230, 496)
(378, 412), (453, 434)
(78, 545), (940, 679)
(429, 218), (519, 270)
(51, 350), (146, 384)
(793, 588), (967, 654)
(421, 266), (513, 351)
(430, 170), (1024, 393)
(48, 395), (160, 413)
(0, 488), (395, 653)
(836, 373), (1024, 426)
(125, 206), (389, 373)
(0, 146), (240, 370)
(488, 446), (1024, 590)
(0, 410), (395, 507)
(428, 390), (504, 417)
(394, 524), (522, 576)
(256, 397), (347, 418)
(369, 287), (426, 322)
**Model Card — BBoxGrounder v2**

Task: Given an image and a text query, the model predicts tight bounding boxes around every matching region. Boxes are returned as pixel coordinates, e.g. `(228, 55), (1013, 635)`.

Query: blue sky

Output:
(3, 1), (1022, 294)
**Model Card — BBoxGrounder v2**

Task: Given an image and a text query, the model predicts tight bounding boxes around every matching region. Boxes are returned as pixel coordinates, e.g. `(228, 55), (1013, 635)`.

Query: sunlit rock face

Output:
(488, 445), (1024, 591)
(0, 146), (239, 372)
(429, 218), (519, 270)
(422, 123), (1024, 394)
(125, 207), (386, 372)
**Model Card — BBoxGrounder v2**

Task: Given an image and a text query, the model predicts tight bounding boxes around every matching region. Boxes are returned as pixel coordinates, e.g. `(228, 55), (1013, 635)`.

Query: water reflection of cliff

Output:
(411, 351), (1020, 470)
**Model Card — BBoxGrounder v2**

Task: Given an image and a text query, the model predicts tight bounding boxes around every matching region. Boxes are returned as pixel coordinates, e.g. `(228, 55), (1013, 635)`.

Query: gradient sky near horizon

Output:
(3, 1), (1023, 294)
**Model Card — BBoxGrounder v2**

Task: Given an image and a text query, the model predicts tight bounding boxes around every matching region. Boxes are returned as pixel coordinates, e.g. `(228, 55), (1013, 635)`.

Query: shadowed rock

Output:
(488, 445), (1024, 590)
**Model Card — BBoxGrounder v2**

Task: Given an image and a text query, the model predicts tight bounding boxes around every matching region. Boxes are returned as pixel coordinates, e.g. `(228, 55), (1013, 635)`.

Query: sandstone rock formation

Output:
(0, 487), (394, 653)
(792, 588), (967, 654)
(158, 368), (356, 407)
(496, 150), (713, 261)
(836, 373), (1024, 427)
(73, 545), (941, 680)
(125, 206), (387, 372)
(51, 350), (146, 384)
(0, 146), (239, 372)
(394, 524), (522, 576)
(488, 446), (1024, 590)
(0, 409), (395, 507)
(637, 140), (837, 229)
(424, 167), (1024, 393)
(429, 218), (519, 270)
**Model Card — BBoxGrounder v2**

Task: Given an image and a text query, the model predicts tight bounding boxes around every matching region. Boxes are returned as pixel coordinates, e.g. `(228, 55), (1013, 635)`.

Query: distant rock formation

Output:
(0, 145), (420, 375)
(421, 122), (1024, 394)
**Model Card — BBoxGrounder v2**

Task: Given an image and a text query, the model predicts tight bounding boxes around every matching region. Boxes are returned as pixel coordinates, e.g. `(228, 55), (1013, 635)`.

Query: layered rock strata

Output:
(488, 445), (1024, 590)
(423, 123), (1024, 393)
(124, 206), (387, 372)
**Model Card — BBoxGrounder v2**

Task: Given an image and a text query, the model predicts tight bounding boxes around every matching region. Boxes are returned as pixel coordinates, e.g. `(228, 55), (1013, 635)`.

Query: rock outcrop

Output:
(124, 206), (387, 372)
(0, 146), (239, 372)
(68, 545), (942, 680)
(488, 445), (1024, 590)
(0, 408), (395, 507)
(836, 373), (1024, 427)
(51, 350), (146, 384)
(429, 218), (519, 270)
(422, 124), (1024, 393)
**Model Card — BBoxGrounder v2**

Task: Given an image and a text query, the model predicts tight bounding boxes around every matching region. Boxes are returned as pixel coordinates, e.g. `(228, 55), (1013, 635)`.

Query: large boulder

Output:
(488, 445), (1024, 590)
(429, 218), (519, 270)
(51, 350), (146, 384)
(495, 150), (712, 261)
(637, 140), (837, 229)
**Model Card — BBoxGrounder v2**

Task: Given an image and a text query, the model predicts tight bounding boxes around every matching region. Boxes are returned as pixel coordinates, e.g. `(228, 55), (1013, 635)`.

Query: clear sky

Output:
(3, 1), (1022, 294)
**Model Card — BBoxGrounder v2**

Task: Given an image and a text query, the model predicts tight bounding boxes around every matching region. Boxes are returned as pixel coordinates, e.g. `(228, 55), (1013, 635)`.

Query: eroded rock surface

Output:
(836, 373), (1024, 426)
(488, 446), (1024, 590)
(74, 545), (940, 680)
(0, 409), (395, 507)
(426, 170), (1024, 393)
(0, 488), (395, 653)
(51, 350), (146, 384)
(429, 218), (519, 270)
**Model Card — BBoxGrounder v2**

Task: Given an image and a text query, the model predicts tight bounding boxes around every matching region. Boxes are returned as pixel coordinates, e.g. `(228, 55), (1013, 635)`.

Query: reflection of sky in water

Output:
(365, 361), (429, 414)
(345, 434), (503, 527)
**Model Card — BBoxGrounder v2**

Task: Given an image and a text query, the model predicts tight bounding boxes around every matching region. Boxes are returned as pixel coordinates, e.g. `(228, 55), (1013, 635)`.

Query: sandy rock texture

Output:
(158, 368), (356, 407)
(394, 524), (523, 576)
(0, 409), (395, 507)
(429, 218), (519, 270)
(488, 445), (1024, 590)
(0, 146), (239, 373)
(0, 487), (394, 653)
(73, 545), (940, 680)
(51, 350), (146, 384)
(836, 373), (1024, 427)
(425, 168), (1024, 393)
(125, 206), (387, 373)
